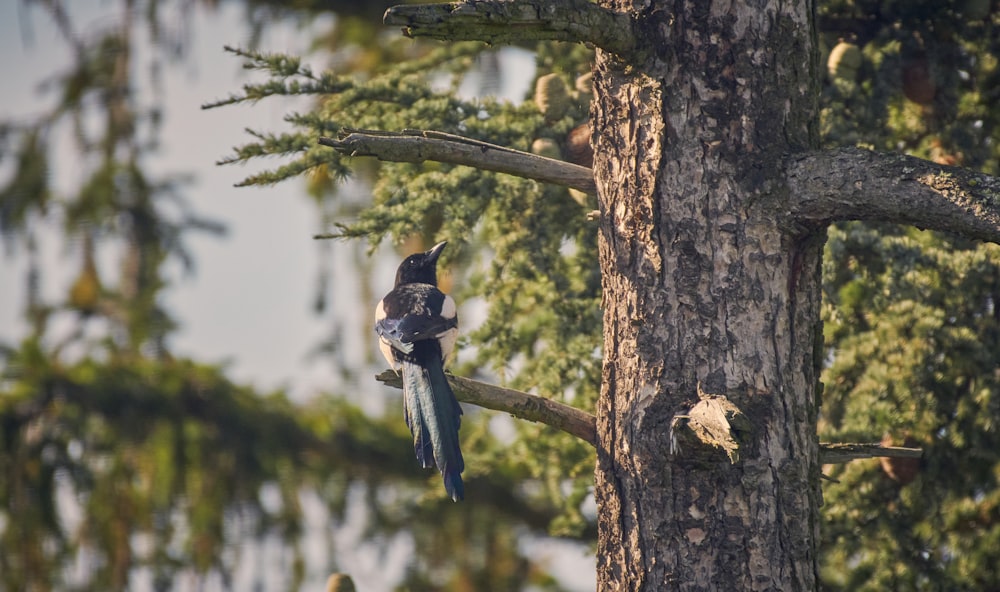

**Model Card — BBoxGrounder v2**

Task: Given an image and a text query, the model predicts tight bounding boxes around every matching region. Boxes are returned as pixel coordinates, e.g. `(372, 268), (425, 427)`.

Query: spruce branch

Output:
(383, 0), (636, 57)
(320, 129), (596, 194)
(221, 45), (317, 78)
(201, 46), (355, 109)
(785, 148), (1000, 243)
(375, 370), (597, 445)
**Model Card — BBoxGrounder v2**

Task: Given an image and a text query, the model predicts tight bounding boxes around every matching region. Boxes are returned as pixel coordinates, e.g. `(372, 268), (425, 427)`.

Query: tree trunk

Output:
(592, 0), (823, 589)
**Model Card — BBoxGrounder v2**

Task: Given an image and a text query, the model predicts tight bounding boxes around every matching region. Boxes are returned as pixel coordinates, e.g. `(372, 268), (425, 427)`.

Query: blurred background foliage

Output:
(817, 0), (1000, 589)
(0, 0), (998, 590)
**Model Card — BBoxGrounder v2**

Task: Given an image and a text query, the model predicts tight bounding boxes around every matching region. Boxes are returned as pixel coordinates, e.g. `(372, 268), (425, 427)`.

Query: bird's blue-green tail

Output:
(401, 344), (465, 501)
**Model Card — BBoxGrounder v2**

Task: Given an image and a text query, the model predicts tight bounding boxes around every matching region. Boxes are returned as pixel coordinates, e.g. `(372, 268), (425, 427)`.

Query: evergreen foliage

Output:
(215, 0), (1000, 587)
(1, 1), (582, 589)
(821, 224), (1000, 589)
(209, 37), (601, 535)
(4, 0), (1000, 588)
(0, 339), (570, 589)
(817, 1), (1000, 588)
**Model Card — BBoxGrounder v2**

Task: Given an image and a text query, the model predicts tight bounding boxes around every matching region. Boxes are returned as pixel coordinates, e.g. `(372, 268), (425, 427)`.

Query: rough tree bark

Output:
(591, 1), (822, 589)
(352, 0), (1000, 590)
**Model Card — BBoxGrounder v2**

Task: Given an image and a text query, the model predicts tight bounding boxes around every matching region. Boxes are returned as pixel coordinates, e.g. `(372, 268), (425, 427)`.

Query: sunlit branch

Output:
(375, 370), (597, 446)
(376, 370), (924, 463)
(320, 128), (597, 194)
(786, 148), (1000, 243)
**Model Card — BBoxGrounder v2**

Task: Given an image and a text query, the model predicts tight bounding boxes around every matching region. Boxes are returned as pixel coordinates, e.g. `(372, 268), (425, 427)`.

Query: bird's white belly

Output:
(437, 327), (458, 365)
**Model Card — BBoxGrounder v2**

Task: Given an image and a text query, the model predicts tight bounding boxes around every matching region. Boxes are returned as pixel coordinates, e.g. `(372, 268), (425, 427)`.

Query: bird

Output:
(375, 241), (464, 501)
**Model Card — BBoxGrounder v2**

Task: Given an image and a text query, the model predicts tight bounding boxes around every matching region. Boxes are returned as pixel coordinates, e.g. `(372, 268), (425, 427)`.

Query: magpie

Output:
(375, 241), (464, 501)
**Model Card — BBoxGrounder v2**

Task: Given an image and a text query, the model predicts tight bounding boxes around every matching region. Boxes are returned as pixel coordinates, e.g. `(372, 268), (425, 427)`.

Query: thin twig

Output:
(819, 442), (923, 464)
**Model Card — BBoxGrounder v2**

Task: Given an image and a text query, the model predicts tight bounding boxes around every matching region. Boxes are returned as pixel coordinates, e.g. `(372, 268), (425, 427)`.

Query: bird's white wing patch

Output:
(374, 299), (400, 369)
(441, 294), (457, 320)
(437, 328), (458, 365)
(438, 294), (458, 363)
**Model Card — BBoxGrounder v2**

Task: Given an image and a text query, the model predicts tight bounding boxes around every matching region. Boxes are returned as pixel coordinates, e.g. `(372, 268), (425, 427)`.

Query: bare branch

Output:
(785, 148), (1000, 243)
(383, 0), (636, 56)
(819, 443), (923, 464)
(375, 370), (597, 446)
(376, 369), (921, 465)
(320, 129), (596, 194)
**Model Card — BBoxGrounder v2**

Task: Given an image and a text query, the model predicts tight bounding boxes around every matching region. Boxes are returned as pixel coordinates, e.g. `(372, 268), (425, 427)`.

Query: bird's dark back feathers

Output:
(380, 283), (448, 318)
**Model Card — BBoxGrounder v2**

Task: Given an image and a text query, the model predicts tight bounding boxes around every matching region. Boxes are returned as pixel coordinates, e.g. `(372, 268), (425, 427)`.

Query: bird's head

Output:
(394, 241), (447, 286)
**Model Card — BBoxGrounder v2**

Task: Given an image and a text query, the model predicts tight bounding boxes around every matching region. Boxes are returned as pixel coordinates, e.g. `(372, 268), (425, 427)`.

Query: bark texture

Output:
(320, 129), (596, 194)
(784, 148), (1000, 242)
(384, 0), (636, 55)
(592, 0), (822, 589)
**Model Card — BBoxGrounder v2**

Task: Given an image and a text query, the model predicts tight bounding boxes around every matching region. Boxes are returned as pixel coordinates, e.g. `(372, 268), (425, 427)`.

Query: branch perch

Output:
(786, 148), (1000, 243)
(383, 0), (636, 57)
(320, 129), (596, 194)
(376, 370), (924, 463)
(376, 369), (597, 445)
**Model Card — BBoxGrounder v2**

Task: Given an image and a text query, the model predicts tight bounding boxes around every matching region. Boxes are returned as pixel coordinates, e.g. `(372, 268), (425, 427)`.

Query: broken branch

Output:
(383, 0), (636, 57)
(819, 442), (923, 464)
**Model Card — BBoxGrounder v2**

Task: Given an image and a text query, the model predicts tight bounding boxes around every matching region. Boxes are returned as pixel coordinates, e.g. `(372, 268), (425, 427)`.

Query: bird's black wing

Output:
(376, 313), (456, 352)
(376, 283), (457, 355)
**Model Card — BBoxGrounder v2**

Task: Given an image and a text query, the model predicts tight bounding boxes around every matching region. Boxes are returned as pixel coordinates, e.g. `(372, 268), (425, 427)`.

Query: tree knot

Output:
(669, 384), (752, 463)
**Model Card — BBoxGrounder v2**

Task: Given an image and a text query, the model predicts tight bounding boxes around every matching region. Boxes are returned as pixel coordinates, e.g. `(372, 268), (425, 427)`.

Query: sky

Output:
(0, 0), (542, 407)
(0, 2), (594, 590)
(1, 0), (374, 403)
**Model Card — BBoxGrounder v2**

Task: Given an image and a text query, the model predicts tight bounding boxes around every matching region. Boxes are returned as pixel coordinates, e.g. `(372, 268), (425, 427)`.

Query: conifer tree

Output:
(217, 0), (1000, 589)
(1, 2), (575, 590)
(816, 1), (1000, 587)
(5, 0), (999, 588)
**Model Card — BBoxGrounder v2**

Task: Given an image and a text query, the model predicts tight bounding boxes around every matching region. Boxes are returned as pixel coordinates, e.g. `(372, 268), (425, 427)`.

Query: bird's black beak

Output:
(426, 241), (447, 263)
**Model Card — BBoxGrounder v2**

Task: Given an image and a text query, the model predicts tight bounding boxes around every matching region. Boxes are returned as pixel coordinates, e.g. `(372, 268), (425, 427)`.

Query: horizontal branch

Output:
(383, 0), (636, 56)
(376, 370), (924, 465)
(375, 370), (597, 445)
(785, 148), (1000, 243)
(819, 442), (923, 464)
(320, 129), (596, 194)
